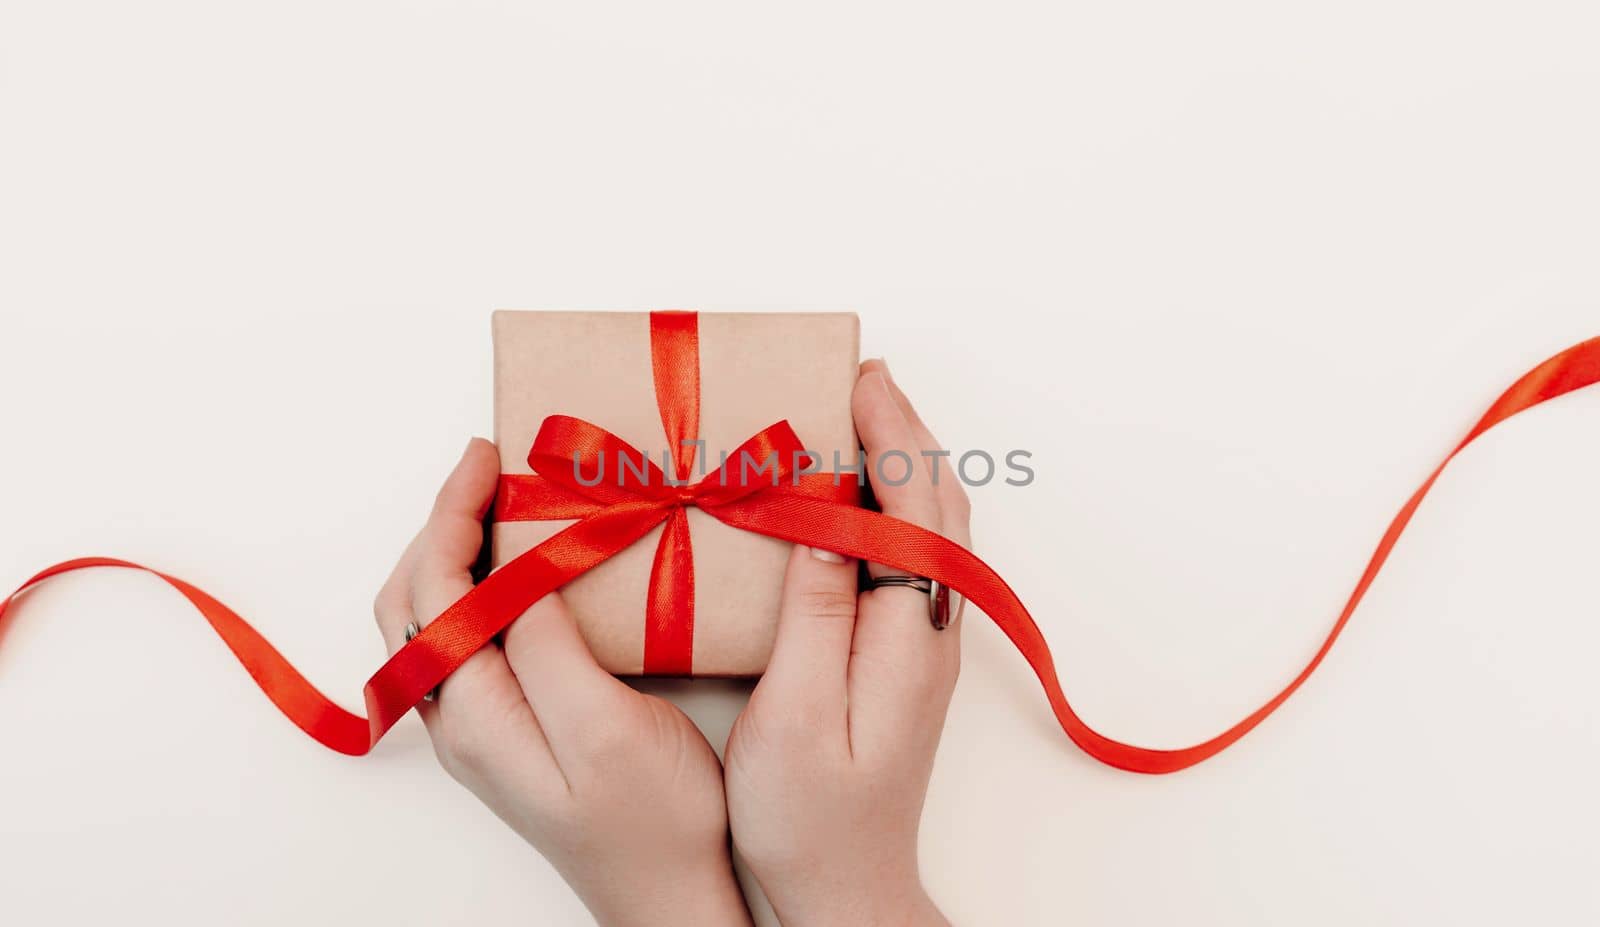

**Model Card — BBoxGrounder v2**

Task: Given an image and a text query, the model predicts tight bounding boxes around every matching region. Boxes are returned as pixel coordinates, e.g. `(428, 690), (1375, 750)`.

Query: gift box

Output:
(490, 310), (861, 676)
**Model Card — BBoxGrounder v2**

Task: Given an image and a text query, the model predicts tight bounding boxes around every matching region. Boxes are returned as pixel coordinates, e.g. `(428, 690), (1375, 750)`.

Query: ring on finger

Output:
(865, 574), (964, 630)
(404, 621), (439, 702)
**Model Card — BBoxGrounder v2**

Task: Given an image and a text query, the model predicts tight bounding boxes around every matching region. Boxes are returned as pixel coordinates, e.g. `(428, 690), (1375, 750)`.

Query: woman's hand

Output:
(373, 439), (751, 927)
(724, 360), (969, 926)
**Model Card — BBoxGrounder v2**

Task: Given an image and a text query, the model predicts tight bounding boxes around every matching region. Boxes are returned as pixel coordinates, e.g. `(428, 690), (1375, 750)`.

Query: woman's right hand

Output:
(723, 360), (970, 926)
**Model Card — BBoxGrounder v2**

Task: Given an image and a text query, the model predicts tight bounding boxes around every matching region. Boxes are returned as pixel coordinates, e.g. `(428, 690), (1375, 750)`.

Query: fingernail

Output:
(808, 545), (849, 564)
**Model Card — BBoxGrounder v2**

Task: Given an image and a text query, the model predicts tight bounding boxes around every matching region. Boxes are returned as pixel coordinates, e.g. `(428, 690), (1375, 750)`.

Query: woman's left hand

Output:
(373, 438), (751, 927)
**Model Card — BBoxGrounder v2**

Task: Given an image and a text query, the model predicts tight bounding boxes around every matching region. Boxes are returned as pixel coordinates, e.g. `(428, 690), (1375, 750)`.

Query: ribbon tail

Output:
(3, 502), (674, 757)
(710, 334), (1600, 774)
(712, 496), (1271, 773)
(0, 557), (373, 755)
(642, 508), (696, 675)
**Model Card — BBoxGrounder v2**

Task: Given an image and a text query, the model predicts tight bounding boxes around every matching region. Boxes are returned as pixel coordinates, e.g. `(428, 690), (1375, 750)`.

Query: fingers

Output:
(859, 358), (971, 548)
(853, 368), (943, 563)
(752, 543), (859, 742)
(409, 439), (519, 710)
(375, 530), (436, 730)
(499, 585), (644, 775)
(854, 360), (972, 622)
(374, 439), (558, 786)
(847, 363), (965, 750)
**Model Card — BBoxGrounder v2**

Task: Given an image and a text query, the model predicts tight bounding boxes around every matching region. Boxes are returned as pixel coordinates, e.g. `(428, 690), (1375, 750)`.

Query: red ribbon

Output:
(490, 312), (859, 673)
(4, 321), (1600, 774)
(496, 410), (861, 673)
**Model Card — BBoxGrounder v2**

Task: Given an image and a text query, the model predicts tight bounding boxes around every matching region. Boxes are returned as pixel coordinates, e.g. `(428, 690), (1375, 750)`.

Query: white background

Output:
(2, 2), (1598, 924)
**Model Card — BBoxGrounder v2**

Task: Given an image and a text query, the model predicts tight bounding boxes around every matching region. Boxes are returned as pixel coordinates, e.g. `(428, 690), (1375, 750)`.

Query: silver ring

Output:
(866, 574), (964, 630)
(403, 621), (438, 702)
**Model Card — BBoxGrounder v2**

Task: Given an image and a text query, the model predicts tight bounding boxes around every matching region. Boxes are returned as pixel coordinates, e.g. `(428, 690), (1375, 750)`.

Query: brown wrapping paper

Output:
(491, 311), (860, 676)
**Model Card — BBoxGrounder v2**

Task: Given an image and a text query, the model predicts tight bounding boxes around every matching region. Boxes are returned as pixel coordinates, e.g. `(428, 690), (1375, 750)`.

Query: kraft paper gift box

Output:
(490, 310), (861, 676)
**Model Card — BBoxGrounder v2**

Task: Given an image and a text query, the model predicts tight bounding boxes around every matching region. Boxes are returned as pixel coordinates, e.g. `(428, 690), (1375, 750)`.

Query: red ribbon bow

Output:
(491, 311), (860, 674)
(498, 413), (857, 673)
(4, 317), (1600, 775)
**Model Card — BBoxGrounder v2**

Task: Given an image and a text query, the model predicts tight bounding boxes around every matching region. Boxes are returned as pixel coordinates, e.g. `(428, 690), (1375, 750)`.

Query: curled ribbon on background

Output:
(3, 316), (1599, 773)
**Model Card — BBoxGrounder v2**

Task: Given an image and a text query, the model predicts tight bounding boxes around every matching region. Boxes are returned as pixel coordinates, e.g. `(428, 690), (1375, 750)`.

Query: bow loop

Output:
(528, 414), (812, 512)
(689, 420), (812, 508)
(528, 414), (676, 506)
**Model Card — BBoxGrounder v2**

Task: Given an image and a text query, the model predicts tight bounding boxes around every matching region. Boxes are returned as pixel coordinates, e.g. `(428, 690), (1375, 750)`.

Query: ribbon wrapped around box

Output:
(490, 310), (861, 676)
(4, 312), (1600, 774)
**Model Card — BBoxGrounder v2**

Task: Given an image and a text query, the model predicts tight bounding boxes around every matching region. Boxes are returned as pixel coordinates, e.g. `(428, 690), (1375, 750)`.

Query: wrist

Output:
(583, 850), (751, 927)
(774, 893), (947, 927)
(760, 870), (947, 927)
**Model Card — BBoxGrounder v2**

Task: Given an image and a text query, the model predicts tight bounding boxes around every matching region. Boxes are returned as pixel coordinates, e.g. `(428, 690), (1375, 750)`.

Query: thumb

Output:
(753, 543), (859, 728)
